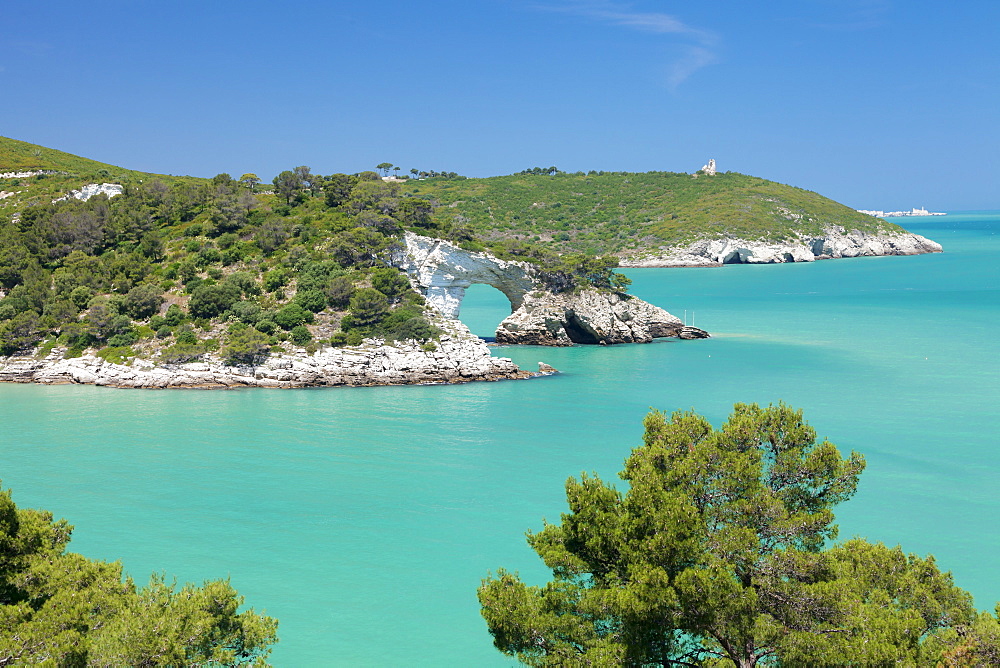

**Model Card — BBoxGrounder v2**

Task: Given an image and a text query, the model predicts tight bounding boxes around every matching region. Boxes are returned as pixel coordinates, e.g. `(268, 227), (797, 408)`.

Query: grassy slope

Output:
(405, 171), (902, 256)
(0, 136), (203, 210)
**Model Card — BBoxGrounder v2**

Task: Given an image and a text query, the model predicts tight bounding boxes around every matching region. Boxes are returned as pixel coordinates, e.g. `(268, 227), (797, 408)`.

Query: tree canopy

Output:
(478, 403), (994, 666)
(0, 480), (277, 665)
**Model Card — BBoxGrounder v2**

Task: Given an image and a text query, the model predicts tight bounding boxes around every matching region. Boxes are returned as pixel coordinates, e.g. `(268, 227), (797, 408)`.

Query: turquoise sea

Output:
(1, 212), (997, 665)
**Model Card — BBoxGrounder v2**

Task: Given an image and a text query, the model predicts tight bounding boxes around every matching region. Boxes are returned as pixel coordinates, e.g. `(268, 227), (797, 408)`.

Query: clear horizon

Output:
(4, 1), (998, 211)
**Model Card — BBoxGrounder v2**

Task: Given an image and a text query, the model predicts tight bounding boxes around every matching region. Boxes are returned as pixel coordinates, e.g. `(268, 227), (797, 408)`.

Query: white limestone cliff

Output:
(395, 232), (535, 318)
(396, 232), (701, 346)
(620, 227), (942, 267)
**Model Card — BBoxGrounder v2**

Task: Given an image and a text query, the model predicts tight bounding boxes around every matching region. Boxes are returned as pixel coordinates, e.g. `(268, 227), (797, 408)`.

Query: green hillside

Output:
(0, 136), (201, 210)
(0, 138), (456, 363)
(404, 170), (901, 256)
(0, 138), (906, 364)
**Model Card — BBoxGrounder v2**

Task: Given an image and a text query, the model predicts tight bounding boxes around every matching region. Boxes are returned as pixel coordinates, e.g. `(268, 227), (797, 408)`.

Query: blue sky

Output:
(3, 1), (997, 209)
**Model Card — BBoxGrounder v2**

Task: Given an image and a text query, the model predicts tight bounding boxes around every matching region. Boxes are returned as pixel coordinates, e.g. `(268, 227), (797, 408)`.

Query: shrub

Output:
(263, 268), (290, 293)
(163, 303), (185, 327)
(107, 329), (139, 347)
(70, 285), (94, 310)
(274, 303), (313, 330)
(255, 319), (277, 335)
(227, 300), (262, 326)
(222, 326), (271, 365)
(216, 232), (239, 249)
(96, 346), (135, 365)
(224, 271), (261, 297)
(386, 314), (437, 342)
(325, 275), (355, 309)
(160, 342), (205, 364)
(294, 289), (327, 313)
(370, 267), (409, 302)
(188, 283), (241, 319)
(329, 331), (349, 347)
(346, 288), (389, 329)
(196, 247), (221, 267)
(122, 284), (164, 319)
(175, 327), (199, 346)
(290, 325), (312, 345)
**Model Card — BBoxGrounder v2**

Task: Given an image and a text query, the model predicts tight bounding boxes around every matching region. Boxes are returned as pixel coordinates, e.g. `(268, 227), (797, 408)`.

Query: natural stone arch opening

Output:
(396, 232), (537, 321)
(455, 283), (518, 339)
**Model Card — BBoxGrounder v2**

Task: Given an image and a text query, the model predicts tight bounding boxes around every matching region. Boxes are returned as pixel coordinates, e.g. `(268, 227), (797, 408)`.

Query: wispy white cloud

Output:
(666, 45), (716, 91)
(531, 1), (719, 90)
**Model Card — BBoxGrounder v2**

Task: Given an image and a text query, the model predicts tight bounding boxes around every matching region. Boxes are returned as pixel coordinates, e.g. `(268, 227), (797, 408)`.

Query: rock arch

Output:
(395, 232), (536, 319)
(395, 232), (706, 345)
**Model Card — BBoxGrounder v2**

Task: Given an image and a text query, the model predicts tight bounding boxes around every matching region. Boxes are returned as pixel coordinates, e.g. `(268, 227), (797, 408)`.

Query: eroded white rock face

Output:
(0, 170), (57, 179)
(396, 232), (693, 346)
(53, 183), (124, 203)
(396, 232), (536, 318)
(0, 318), (532, 389)
(620, 228), (942, 267)
(496, 289), (684, 346)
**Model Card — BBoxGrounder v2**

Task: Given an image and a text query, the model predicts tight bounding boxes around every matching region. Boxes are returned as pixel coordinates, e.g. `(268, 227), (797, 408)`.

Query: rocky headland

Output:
(620, 227), (942, 267)
(1, 233), (703, 389)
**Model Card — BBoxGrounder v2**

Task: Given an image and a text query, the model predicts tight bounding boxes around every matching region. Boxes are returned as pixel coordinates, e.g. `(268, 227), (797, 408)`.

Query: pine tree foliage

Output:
(479, 403), (992, 666)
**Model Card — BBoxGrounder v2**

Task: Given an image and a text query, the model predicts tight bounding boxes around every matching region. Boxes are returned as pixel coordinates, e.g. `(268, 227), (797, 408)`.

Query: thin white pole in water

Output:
(684, 309), (687, 326)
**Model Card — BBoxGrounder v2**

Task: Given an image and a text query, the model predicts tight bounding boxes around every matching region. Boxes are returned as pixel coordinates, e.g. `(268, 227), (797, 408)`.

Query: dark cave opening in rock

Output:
(563, 312), (602, 344)
(722, 251), (744, 264)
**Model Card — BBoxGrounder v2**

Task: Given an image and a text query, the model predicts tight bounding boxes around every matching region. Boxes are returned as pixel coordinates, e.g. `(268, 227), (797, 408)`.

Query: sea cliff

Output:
(620, 227), (942, 267)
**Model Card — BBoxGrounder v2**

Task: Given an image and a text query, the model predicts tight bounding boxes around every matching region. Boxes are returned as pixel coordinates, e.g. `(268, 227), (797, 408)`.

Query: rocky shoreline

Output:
(620, 228), (942, 267)
(1, 233), (717, 390)
(0, 320), (545, 389)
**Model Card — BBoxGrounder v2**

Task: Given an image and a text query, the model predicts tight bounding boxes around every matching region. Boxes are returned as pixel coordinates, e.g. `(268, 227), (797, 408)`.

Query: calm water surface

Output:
(1, 212), (997, 665)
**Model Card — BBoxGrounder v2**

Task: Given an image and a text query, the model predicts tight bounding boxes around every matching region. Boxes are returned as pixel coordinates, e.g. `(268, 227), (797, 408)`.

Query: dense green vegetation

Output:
(479, 403), (1000, 666)
(0, 480), (277, 664)
(0, 138), (903, 362)
(0, 138), (456, 363)
(406, 169), (902, 256)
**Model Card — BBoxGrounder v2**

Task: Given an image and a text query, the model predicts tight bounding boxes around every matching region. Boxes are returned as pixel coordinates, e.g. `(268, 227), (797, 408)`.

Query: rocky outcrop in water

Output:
(620, 227), (942, 267)
(397, 232), (704, 346)
(0, 320), (537, 389)
(495, 289), (686, 346)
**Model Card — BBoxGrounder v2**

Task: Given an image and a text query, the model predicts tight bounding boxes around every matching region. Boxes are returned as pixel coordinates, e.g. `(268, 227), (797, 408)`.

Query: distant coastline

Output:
(857, 207), (946, 218)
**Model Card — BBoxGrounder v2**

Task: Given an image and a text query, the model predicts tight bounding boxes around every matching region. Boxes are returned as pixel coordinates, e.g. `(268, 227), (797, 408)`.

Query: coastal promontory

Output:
(5, 137), (949, 390)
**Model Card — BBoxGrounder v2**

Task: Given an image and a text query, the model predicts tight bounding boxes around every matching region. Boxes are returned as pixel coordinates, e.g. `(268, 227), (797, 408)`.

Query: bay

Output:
(1, 212), (997, 665)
